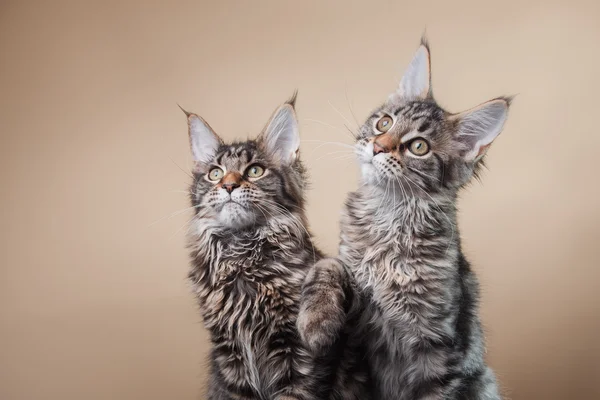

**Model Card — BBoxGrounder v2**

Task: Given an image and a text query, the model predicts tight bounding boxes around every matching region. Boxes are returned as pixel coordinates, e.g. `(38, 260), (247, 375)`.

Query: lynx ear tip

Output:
(420, 32), (430, 52)
(286, 90), (299, 108)
(177, 103), (193, 118)
(500, 95), (516, 107)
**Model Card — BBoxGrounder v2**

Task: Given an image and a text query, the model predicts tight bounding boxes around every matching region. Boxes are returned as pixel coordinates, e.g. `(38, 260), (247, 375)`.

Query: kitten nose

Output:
(373, 133), (394, 155)
(373, 140), (390, 155)
(221, 172), (242, 194)
(222, 182), (240, 194)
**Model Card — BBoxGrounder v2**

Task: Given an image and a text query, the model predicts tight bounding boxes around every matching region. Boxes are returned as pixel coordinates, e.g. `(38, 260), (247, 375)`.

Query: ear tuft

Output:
(499, 94), (516, 107)
(394, 39), (432, 100)
(177, 103), (192, 117)
(286, 90), (298, 108)
(420, 33), (430, 53)
(262, 102), (300, 164)
(454, 98), (510, 162)
(182, 108), (222, 164)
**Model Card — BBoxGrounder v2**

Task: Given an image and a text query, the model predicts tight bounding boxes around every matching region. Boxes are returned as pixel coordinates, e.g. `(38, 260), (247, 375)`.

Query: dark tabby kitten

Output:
(182, 97), (328, 399)
(299, 39), (510, 399)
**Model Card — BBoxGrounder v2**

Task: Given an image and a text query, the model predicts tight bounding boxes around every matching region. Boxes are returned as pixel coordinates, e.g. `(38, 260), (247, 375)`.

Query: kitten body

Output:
(300, 39), (509, 399)
(184, 99), (330, 399)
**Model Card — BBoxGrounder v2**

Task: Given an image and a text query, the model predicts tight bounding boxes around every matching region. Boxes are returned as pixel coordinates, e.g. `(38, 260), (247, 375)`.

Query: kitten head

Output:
(356, 38), (511, 195)
(183, 95), (306, 230)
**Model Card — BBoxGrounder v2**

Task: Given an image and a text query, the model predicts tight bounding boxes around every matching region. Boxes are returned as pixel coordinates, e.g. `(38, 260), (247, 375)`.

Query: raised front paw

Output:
(297, 258), (348, 354)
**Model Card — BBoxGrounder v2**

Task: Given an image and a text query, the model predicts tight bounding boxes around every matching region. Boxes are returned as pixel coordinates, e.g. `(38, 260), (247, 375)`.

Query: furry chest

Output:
(203, 271), (305, 398)
(198, 262), (301, 336)
(355, 246), (457, 342)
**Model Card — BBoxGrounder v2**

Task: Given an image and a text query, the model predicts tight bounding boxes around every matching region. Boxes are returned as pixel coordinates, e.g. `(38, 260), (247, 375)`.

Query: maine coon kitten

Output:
(182, 97), (328, 399)
(299, 39), (510, 399)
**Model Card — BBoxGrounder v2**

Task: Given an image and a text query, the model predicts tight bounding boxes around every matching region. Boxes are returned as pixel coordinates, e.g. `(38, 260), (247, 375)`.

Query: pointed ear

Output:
(452, 98), (511, 162)
(261, 100), (300, 164)
(393, 39), (432, 100)
(180, 106), (222, 164)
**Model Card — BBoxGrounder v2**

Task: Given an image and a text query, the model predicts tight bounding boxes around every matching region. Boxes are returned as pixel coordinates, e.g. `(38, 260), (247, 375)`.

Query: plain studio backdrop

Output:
(1, 1), (599, 399)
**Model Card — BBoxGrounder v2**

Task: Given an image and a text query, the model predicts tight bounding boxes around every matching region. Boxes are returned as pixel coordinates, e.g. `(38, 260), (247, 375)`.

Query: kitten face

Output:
(356, 39), (510, 195)
(183, 98), (305, 230)
(191, 141), (303, 229)
(356, 99), (465, 192)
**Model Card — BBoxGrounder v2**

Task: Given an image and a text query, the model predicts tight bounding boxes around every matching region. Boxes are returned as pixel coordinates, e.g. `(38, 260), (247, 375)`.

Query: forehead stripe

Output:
(393, 105), (407, 115)
(418, 122), (431, 132)
(400, 130), (421, 143)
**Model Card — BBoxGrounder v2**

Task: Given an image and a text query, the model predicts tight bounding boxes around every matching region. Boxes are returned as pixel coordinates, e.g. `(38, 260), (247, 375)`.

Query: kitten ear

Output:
(179, 105), (222, 164)
(452, 97), (511, 162)
(261, 96), (300, 164)
(393, 38), (432, 100)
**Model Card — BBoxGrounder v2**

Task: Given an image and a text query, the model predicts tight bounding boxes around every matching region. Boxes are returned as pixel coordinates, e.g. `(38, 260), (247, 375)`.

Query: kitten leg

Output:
(412, 368), (502, 400)
(206, 371), (259, 400)
(206, 380), (234, 400)
(450, 368), (502, 400)
(273, 392), (309, 400)
(297, 258), (349, 353)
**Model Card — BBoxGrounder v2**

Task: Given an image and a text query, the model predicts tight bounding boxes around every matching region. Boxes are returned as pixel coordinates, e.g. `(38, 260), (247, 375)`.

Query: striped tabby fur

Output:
(183, 97), (334, 399)
(299, 38), (510, 399)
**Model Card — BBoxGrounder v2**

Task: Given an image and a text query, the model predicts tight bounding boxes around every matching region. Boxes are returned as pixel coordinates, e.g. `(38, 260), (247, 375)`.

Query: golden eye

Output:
(246, 164), (264, 178)
(409, 139), (430, 156)
(376, 115), (394, 133)
(208, 167), (224, 181)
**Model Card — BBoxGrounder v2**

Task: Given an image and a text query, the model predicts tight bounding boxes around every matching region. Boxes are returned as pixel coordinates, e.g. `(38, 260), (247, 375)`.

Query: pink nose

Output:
(222, 183), (240, 194)
(373, 140), (390, 155)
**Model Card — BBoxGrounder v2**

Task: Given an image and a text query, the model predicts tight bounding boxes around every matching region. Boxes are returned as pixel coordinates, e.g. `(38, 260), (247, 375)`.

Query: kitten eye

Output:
(376, 115), (394, 133)
(408, 139), (430, 156)
(246, 164), (265, 178)
(208, 167), (224, 181)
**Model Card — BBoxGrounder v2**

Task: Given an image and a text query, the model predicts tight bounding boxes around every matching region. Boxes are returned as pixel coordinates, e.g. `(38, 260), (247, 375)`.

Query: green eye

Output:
(208, 167), (224, 181)
(246, 164), (265, 178)
(408, 139), (430, 156)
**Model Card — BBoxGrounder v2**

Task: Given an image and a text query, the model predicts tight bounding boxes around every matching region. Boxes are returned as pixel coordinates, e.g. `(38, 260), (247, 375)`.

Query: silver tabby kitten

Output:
(299, 39), (510, 399)
(183, 97), (332, 399)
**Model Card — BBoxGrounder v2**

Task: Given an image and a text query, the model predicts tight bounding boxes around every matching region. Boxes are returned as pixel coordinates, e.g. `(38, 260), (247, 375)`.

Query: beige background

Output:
(1, 0), (599, 399)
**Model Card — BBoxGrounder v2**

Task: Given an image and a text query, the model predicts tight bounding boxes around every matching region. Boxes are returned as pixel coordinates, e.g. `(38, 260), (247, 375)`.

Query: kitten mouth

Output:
(221, 200), (244, 209)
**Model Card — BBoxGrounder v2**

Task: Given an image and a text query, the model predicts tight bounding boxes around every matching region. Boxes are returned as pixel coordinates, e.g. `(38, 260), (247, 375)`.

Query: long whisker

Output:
(148, 204), (200, 227)
(170, 214), (196, 240)
(344, 84), (361, 128)
(407, 167), (440, 182)
(257, 195), (304, 212)
(305, 141), (354, 159)
(401, 174), (456, 255)
(169, 156), (194, 179)
(313, 150), (355, 162)
(303, 118), (356, 140)
(329, 154), (356, 163)
(301, 139), (354, 149)
(328, 100), (359, 130)
(252, 202), (271, 224)
(252, 200), (317, 264)
(375, 177), (390, 218)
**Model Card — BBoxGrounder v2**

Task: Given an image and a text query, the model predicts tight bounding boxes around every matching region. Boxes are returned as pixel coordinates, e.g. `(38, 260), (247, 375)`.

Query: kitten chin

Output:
(360, 163), (379, 186)
(216, 202), (256, 229)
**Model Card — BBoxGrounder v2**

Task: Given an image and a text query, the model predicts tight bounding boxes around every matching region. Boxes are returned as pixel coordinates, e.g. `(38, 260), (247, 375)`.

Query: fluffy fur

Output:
(184, 98), (333, 399)
(299, 38), (510, 399)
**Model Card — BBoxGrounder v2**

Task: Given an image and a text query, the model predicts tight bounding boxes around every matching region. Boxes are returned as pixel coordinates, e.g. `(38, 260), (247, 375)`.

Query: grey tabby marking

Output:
(183, 96), (337, 399)
(297, 258), (372, 400)
(299, 38), (510, 399)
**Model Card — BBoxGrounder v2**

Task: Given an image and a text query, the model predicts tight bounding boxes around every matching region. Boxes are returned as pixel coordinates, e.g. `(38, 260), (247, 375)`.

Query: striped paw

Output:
(297, 258), (348, 353)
